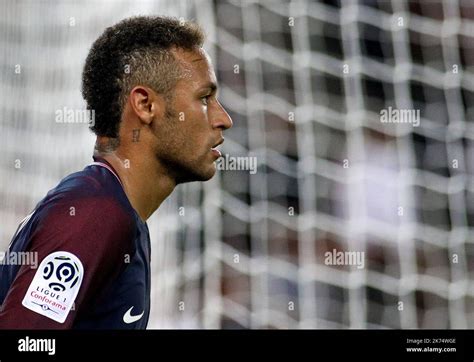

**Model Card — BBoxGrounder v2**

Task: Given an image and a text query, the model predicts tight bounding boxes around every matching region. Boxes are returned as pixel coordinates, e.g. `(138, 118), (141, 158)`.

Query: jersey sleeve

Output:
(0, 195), (135, 329)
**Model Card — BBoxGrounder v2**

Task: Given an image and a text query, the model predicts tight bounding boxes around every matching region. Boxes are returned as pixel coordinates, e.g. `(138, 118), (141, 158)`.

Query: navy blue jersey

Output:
(0, 157), (151, 329)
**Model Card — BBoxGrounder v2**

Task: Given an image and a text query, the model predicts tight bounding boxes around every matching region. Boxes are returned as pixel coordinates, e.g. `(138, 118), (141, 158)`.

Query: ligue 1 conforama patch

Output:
(22, 251), (84, 323)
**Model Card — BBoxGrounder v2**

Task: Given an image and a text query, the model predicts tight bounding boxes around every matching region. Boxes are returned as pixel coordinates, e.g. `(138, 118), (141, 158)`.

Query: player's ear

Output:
(128, 86), (165, 125)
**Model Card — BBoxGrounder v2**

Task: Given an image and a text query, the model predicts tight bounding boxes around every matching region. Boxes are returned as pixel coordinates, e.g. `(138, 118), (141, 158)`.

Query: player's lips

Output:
(212, 138), (224, 148)
(211, 138), (224, 159)
(211, 148), (222, 158)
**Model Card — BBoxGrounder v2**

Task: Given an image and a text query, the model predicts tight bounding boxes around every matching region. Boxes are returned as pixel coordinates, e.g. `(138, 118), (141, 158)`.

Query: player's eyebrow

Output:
(199, 82), (218, 94)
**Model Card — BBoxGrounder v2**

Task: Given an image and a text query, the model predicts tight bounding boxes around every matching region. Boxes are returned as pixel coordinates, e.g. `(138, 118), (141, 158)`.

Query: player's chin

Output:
(192, 147), (223, 181)
(176, 159), (216, 184)
(199, 154), (221, 181)
(196, 150), (220, 180)
(198, 161), (217, 181)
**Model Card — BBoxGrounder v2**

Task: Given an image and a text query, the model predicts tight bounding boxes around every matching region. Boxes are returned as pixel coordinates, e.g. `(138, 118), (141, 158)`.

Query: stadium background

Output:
(1, 0), (473, 328)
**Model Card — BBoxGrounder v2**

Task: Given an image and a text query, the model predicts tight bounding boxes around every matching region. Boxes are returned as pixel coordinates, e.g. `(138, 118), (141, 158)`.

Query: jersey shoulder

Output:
(29, 163), (138, 253)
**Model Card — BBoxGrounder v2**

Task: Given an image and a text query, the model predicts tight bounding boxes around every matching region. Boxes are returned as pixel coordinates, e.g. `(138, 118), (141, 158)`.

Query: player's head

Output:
(82, 16), (233, 183)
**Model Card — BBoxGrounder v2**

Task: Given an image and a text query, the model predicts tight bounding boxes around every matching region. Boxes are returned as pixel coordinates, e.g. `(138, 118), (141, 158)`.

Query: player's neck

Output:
(93, 149), (176, 222)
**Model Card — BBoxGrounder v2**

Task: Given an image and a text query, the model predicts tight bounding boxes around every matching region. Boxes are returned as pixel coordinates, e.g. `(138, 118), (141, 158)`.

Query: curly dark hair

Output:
(82, 16), (205, 138)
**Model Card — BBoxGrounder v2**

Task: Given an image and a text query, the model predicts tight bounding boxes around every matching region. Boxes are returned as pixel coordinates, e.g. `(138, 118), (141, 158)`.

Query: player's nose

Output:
(211, 101), (233, 130)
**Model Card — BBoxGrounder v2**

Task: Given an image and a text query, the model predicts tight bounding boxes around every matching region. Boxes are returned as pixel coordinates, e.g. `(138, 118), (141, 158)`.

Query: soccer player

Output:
(0, 16), (232, 329)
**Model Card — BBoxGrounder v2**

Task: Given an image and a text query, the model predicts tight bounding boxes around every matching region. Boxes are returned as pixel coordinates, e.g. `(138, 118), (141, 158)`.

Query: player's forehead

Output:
(172, 47), (217, 89)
